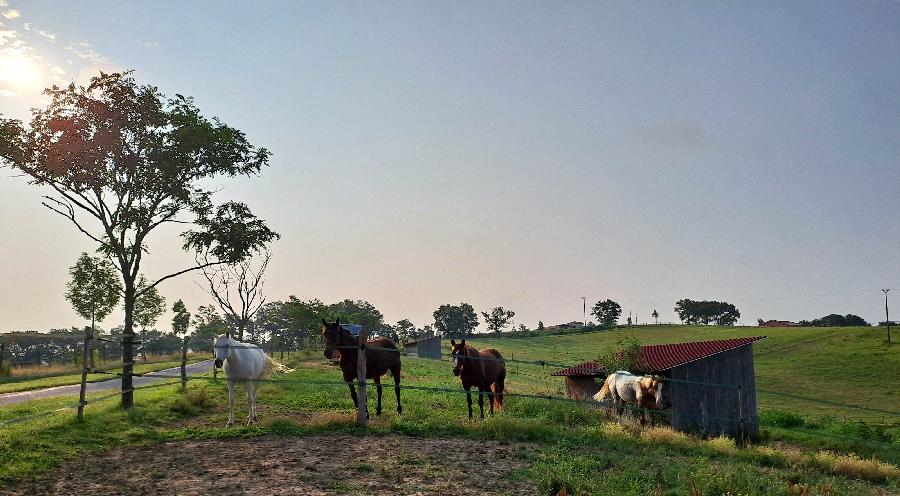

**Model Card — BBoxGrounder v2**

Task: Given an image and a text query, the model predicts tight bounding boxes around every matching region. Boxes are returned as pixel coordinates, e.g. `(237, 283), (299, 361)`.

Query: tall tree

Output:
(65, 252), (121, 367)
(191, 305), (229, 344)
(481, 306), (515, 333)
(651, 309), (659, 325)
(393, 319), (417, 343)
(171, 299), (191, 336)
(199, 250), (271, 341)
(591, 299), (622, 327)
(327, 299), (388, 337)
(0, 72), (278, 408)
(433, 303), (479, 338)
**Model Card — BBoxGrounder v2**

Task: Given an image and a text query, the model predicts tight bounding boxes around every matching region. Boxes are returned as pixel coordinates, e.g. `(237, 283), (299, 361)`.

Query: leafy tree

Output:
(171, 300), (191, 336)
(433, 303), (479, 338)
(675, 299), (740, 326)
(65, 252), (121, 331)
(0, 72), (278, 408)
(537, 321), (544, 331)
(515, 323), (528, 333)
(591, 299), (622, 327)
(192, 305), (229, 345)
(596, 337), (643, 373)
(326, 299), (388, 337)
(802, 313), (870, 327)
(393, 319), (417, 343)
(481, 306), (515, 333)
(651, 309), (659, 325)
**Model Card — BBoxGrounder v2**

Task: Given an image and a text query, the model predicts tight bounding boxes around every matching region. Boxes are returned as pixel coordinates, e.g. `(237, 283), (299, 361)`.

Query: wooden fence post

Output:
(0, 342), (5, 372)
(180, 336), (189, 392)
(77, 330), (92, 420)
(356, 328), (368, 426)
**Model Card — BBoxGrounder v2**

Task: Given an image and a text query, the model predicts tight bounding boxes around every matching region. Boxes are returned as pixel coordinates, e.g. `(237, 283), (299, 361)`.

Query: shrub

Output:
(759, 410), (805, 428)
(171, 385), (211, 416)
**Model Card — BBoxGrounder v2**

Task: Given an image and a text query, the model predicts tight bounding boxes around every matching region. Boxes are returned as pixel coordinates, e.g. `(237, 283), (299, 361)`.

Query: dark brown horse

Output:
(450, 339), (506, 419)
(321, 319), (402, 416)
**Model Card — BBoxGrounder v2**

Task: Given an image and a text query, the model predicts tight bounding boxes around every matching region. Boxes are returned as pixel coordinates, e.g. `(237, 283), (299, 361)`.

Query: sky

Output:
(0, 1), (898, 333)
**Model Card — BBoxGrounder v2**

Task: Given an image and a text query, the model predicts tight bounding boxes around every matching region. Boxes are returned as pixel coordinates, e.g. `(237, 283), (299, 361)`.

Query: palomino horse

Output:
(593, 370), (671, 426)
(321, 319), (402, 417)
(213, 334), (292, 426)
(450, 339), (506, 419)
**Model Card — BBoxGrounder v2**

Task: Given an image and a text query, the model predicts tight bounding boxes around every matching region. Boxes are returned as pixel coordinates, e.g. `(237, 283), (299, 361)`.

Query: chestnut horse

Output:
(450, 339), (506, 419)
(321, 319), (402, 416)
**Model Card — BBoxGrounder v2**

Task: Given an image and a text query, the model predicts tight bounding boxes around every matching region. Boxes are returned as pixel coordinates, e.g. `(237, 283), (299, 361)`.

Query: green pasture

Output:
(0, 325), (897, 495)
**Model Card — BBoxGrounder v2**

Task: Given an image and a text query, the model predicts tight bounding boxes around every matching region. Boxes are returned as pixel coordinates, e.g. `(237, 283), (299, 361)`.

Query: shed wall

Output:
(405, 336), (441, 360)
(668, 345), (759, 440)
(564, 376), (602, 401)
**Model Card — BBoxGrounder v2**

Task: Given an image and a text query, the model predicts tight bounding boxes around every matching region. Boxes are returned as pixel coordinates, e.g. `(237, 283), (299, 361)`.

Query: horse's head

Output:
(450, 339), (467, 376)
(213, 334), (231, 368)
(640, 376), (672, 410)
(321, 318), (342, 359)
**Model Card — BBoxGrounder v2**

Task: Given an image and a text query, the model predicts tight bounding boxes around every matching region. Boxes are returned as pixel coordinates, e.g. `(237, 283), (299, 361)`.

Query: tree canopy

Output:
(65, 252), (121, 324)
(674, 299), (741, 326)
(481, 306), (515, 333)
(433, 303), (479, 338)
(171, 300), (191, 336)
(0, 71), (278, 408)
(591, 299), (622, 327)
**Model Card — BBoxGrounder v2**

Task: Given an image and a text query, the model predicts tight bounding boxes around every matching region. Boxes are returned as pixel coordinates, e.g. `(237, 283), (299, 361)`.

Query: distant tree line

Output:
(798, 314), (869, 327)
(674, 299), (741, 326)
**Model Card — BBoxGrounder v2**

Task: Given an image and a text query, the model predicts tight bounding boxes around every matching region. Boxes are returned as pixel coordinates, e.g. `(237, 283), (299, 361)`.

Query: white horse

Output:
(593, 370), (670, 425)
(213, 334), (292, 426)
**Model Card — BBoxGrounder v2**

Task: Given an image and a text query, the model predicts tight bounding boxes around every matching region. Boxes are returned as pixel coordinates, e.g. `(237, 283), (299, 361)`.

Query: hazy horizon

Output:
(1, 1), (898, 333)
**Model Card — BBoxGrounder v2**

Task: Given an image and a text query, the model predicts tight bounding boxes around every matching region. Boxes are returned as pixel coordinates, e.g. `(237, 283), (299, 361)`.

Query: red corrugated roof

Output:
(550, 336), (766, 376)
(550, 361), (602, 377)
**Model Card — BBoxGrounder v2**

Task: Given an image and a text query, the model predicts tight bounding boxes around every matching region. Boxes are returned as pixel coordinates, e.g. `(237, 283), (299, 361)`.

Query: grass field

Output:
(0, 325), (897, 495)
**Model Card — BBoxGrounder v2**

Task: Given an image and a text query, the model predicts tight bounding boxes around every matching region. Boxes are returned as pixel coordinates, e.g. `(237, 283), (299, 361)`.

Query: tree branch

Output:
(41, 197), (104, 244)
(137, 260), (226, 297)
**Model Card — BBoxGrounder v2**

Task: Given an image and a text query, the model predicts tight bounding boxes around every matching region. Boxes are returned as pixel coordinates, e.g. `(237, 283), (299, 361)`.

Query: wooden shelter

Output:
(552, 336), (766, 440)
(402, 335), (440, 360)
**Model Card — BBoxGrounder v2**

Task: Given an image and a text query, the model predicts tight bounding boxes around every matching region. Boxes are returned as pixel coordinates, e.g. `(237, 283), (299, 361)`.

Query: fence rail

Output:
(2, 334), (898, 462)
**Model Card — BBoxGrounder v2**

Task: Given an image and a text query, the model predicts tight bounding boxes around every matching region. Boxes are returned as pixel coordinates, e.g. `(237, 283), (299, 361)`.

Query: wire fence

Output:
(1, 335), (898, 462)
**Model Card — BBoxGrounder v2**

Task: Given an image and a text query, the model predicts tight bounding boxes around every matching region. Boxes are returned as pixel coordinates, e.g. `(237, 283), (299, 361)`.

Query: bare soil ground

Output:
(3, 434), (538, 495)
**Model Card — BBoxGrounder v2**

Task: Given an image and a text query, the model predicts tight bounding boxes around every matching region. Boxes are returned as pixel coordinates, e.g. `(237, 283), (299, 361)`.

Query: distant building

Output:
(758, 320), (800, 327)
(403, 335), (441, 360)
(543, 321), (585, 332)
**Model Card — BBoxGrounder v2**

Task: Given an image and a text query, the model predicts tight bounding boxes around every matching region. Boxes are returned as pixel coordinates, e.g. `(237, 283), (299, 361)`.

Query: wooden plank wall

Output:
(669, 345), (759, 440)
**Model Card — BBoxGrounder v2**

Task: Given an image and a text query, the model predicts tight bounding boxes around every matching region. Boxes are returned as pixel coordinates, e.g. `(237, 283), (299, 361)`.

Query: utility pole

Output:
(883, 289), (891, 343)
(581, 297), (587, 327)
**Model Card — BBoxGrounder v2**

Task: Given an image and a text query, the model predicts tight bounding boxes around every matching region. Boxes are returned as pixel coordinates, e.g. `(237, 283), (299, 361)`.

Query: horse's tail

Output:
(263, 354), (294, 378)
(593, 375), (612, 402)
(491, 368), (505, 411)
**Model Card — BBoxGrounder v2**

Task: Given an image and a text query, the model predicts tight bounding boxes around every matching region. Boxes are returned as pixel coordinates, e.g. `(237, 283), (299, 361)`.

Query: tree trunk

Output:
(122, 284), (135, 410)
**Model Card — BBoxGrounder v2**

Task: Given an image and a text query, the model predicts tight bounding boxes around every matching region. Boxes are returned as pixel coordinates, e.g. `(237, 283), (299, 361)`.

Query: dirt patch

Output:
(4, 434), (538, 495)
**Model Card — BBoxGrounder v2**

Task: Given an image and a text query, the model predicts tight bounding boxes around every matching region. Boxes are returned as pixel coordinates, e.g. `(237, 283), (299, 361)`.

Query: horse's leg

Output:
(478, 388), (485, 419)
(487, 385), (495, 416)
(226, 380), (236, 427)
(465, 386), (473, 420)
(374, 376), (383, 417)
(392, 364), (402, 415)
(347, 382), (358, 408)
(246, 381), (257, 425)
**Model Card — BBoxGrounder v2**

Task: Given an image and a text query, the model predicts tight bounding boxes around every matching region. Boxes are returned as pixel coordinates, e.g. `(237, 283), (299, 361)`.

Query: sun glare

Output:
(0, 53), (42, 91)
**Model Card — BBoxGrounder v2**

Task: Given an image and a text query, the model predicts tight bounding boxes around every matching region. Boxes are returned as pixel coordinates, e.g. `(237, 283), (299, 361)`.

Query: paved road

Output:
(0, 360), (216, 407)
